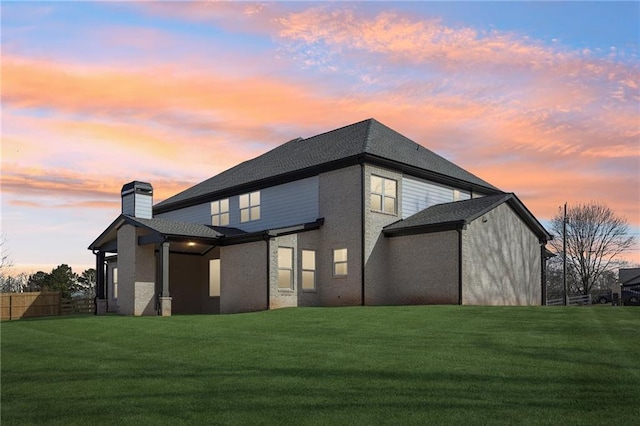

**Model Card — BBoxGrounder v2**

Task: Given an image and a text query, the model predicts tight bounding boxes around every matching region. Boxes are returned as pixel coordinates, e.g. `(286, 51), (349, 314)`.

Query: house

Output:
(618, 268), (640, 306)
(89, 118), (551, 315)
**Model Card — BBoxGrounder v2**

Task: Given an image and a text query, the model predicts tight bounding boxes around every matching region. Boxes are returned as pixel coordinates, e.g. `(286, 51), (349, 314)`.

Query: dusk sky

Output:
(2, 1), (639, 275)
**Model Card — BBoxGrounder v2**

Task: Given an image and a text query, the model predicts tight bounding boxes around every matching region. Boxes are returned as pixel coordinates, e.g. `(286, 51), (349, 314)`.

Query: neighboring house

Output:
(89, 118), (551, 316)
(618, 268), (640, 306)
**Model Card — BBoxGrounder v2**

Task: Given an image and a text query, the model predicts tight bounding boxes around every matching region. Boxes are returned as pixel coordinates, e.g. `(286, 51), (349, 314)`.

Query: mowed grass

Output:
(1, 306), (639, 425)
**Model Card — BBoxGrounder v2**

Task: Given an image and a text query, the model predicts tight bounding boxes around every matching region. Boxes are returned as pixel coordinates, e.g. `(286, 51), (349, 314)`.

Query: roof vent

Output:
(121, 181), (153, 219)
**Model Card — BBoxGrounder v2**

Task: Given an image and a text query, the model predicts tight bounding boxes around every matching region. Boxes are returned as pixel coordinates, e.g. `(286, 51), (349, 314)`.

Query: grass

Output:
(1, 306), (639, 425)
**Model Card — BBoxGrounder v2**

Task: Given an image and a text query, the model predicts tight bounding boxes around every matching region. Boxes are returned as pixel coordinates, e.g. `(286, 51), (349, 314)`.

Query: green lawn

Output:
(1, 306), (639, 425)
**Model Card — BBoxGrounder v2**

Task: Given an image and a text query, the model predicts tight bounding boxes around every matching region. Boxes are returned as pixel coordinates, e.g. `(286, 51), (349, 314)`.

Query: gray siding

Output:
(236, 176), (319, 232)
(269, 234), (299, 309)
(402, 177), (470, 219)
(155, 176), (319, 231)
(122, 193), (152, 219)
(116, 225), (156, 316)
(156, 203), (210, 224)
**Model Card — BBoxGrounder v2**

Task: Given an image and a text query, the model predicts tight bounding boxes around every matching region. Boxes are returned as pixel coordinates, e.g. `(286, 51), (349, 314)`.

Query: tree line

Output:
(1, 264), (96, 299)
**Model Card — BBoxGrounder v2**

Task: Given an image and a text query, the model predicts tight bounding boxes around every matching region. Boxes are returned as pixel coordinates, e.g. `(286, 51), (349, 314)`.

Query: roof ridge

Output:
(362, 118), (375, 153)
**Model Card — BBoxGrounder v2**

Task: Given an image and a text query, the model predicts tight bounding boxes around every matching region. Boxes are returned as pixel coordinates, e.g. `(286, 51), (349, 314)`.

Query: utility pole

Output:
(563, 202), (568, 306)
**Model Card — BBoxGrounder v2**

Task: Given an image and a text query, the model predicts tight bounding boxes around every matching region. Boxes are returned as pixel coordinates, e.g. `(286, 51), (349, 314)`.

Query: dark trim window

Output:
(211, 199), (230, 226)
(278, 247), (294, 290)
(333, 248), (348, 277)
(112, 267), (118, 300)
(301, 250), (316, 291)
(209, 259), (221, 297)
(371, 175), (397, 214)
(240, 191), (260, 223)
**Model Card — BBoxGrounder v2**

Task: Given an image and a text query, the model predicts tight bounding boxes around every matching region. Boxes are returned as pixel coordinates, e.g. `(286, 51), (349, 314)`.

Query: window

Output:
(301, 250), (316, 291)
(240, 191), (260, 222)
(333, 248), (348, 277)
(209, 259), (221, 297)
(278, 247), (293, 290)
(211, 199), (229, 226)
(371, 175), (397, 214)
(112, 268), (118, 299)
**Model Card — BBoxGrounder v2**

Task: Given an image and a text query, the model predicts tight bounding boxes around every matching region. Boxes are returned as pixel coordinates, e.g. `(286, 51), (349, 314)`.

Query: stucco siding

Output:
(462, 203), (542, 305)
(402, 176), (470, 219)
(220, 241), (268, 313)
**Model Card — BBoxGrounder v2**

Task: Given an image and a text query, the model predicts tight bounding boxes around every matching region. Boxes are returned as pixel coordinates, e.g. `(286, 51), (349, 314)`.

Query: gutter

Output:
(457, 228), (463, 305)
(265, 235), (271, 310)
(361, 164), (366, 306)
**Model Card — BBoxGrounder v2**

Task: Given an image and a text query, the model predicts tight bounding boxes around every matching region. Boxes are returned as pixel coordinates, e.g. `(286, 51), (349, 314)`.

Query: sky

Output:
(2, 1), (639, 276)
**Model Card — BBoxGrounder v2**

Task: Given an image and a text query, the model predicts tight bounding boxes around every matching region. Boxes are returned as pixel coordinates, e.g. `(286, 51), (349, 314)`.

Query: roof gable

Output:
(155, 119), (499, 213)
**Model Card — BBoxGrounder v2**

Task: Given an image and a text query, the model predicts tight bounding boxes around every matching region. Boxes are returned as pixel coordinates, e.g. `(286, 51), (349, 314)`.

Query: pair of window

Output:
(277, 248), (348, 291)
(211, 191), (261, 226)
(371, 175), (397, 215)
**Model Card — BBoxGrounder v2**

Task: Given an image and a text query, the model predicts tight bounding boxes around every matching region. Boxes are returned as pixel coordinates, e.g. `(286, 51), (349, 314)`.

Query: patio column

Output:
(94, 250), (107, 315)
(158, 242), (172, 316)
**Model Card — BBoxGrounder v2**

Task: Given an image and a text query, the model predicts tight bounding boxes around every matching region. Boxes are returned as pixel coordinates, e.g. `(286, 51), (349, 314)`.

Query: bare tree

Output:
(549, 202), (635, 295)
(0, 234), (14, 292)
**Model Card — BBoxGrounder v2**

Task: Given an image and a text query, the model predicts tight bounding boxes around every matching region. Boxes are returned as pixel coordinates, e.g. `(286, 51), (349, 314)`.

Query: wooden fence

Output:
(0, 292), (94, 320)
(546, 294), (592, 306)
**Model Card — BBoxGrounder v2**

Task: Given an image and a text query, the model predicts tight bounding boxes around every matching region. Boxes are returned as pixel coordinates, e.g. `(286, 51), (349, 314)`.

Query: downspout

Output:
(265, 234), (271, 310)
(540, 243), (547, 306)
(360, 163), (366, 306)
(457, 227), (463, 305)
(92, 249), (106, 315)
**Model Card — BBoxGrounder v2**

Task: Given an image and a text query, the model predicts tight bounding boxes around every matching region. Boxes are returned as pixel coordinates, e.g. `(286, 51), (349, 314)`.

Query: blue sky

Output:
(2, 1), (638, 274)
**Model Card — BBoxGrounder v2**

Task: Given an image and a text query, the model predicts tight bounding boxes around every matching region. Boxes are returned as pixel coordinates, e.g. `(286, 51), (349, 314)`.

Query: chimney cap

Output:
(121, 181), (153, 195)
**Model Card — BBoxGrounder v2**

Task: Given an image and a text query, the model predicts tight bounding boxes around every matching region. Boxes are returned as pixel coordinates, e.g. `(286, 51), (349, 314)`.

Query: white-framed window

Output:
(278, 247), (294, 290)
(333, 248), (348, 277)
(211, 199), (230, 226)
(209, 259), (221, 297)
(112, 267), (118, 299)
(240, 191), (261, 223)
(301, 250), (316, 291)
(371, 175), (397, 215)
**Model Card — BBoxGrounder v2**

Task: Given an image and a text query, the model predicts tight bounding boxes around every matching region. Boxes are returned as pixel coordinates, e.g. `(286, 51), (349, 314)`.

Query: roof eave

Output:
(383, 220), (466, 238)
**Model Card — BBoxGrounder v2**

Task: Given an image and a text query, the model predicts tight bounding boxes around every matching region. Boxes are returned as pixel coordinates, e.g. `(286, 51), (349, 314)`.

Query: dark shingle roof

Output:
(384, 193), (551, 241)
(129, 216), (225, 239)
(155, 119), (499, 211)
(385, 194), (512, 231)
(619, 268), (640, 286)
